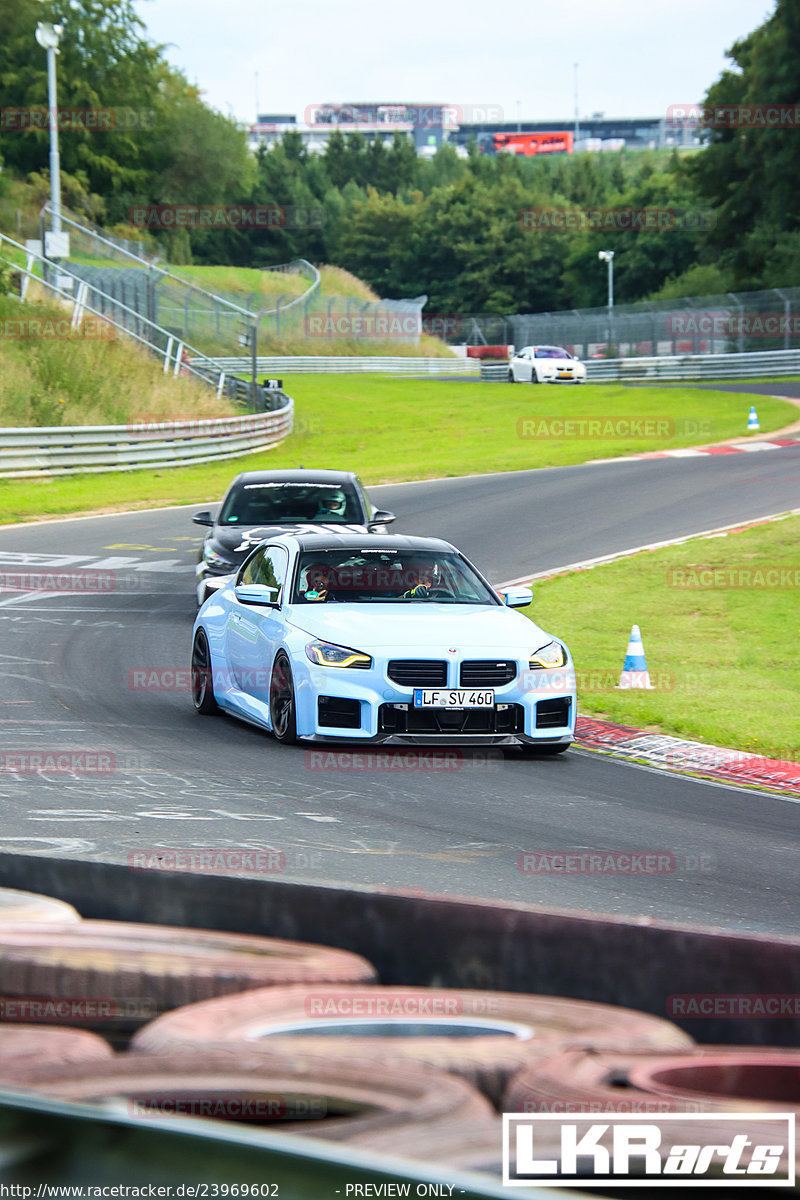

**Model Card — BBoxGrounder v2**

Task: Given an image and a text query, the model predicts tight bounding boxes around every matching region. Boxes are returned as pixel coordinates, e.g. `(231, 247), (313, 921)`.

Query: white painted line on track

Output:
(497, 507), (800, 588)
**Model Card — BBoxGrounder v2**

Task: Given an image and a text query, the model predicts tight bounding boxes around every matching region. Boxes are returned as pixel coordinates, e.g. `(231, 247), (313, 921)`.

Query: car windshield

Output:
(534, 347), (571, 358)
(292, 549), (500, 605)
(219, 482), (361, 526)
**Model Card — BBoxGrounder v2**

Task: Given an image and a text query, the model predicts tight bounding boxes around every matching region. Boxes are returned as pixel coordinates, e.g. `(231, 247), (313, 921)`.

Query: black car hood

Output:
(212, 523), (370, 557)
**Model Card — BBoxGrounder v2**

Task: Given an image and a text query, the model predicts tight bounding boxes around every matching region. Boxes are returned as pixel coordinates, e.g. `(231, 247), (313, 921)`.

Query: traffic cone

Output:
(747, 406), (760, 432)
(616, 624), (655, 689)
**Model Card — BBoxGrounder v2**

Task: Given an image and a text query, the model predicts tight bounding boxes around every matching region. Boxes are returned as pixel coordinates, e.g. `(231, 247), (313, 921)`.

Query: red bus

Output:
(492, 131), (573, 156)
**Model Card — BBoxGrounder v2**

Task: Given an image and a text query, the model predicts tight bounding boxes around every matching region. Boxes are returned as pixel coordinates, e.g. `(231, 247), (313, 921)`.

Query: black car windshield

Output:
(219, 482), (362, 526)
(534, 347), (571, 359)
(292, 549), (500, 605)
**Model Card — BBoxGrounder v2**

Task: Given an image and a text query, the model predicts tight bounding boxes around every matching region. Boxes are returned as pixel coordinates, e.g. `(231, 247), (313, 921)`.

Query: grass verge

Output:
(0, 377), (796, 522)
(0, 295), (237, 427)
(522, 514), (800, 760)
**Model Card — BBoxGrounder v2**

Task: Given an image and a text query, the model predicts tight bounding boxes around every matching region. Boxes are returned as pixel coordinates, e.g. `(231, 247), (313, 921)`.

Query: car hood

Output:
(537, 358), (580, 369)
(212, 523), (369, 555)
(286, 603), (553, 651)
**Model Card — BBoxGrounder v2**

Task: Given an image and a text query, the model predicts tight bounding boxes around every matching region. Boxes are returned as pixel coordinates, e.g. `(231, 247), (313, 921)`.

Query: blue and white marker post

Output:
(747, 406), (760, 432)
(616, 624), (655, 689)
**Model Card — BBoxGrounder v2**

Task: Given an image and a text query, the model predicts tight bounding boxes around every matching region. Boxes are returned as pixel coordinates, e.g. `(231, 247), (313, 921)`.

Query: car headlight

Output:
(529, 641), (567, 669)
(203, 546), (233, 568)
(306, 640), (372, 669)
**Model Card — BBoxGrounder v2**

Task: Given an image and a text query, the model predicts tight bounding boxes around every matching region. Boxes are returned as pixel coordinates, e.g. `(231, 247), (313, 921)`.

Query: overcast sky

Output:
(133, 0), (775, 127)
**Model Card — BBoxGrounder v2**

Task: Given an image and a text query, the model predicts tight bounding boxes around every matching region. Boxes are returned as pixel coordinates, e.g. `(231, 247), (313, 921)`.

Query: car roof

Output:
(227, 469), (359, 487)
(271, 532), (456, 554)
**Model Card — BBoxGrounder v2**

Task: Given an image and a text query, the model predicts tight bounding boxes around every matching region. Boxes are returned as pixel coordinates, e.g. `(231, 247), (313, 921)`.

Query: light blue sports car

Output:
(190, 533), (576, 754)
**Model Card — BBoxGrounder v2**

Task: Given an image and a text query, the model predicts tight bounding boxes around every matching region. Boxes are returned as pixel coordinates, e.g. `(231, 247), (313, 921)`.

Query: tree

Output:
(688, 0), (800, 285)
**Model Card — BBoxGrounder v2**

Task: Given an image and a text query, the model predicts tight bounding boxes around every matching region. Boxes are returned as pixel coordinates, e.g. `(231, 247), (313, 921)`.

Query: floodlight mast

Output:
(35, 22), (64, 234)
(598, 249), (615, 313)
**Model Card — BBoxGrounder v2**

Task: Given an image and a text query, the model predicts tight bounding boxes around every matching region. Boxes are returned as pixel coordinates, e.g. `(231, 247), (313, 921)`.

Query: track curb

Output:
(500, 509), (800, 797)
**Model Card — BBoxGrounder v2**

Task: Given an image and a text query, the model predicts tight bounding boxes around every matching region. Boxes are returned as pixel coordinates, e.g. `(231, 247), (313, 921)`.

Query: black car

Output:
(193, 469), (395, 605)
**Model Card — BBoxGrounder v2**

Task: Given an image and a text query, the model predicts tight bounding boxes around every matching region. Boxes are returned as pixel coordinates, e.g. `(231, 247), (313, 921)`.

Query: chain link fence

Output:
(510, 288), (800, 359)
(43, 205), (428, 355)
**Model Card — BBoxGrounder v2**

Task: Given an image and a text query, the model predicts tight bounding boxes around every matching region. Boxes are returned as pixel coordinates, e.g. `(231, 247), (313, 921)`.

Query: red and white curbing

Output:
(615, 435), (800, 462)
(575, 716), (800, 796)
(501, 508), (800, 797)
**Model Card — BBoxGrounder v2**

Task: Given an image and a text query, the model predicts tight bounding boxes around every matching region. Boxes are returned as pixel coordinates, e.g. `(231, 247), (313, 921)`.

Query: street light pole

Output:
(598, 249), (615, 357)
(598, 249), (614, 313)
(35, 22), (64, 234)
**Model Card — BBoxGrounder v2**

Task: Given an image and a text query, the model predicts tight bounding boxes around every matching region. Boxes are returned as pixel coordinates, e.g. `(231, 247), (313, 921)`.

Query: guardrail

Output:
(480, 349), (800, 383)
(0, 402), (293, 478)
(585, 348), (800, 381)
(199, 356), (479, 375)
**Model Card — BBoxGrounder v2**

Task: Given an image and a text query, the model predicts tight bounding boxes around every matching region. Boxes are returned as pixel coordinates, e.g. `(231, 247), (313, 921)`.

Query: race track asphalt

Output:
(0, 448), (797, 935)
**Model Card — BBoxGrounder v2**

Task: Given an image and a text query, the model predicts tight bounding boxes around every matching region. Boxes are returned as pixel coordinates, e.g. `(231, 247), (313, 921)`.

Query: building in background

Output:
(248, 103), (458, 156)
(455, 114), (700, 154)
(247, 108), (701, 157)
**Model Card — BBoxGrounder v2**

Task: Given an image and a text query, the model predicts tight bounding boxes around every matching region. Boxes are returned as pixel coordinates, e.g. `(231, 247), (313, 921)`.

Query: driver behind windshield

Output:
(311, 490), (348, 521)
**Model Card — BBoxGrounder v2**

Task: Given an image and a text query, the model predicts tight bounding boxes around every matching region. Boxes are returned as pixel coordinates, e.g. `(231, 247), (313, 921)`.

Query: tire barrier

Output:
(627, 1049), (800, 1109)
(0, 887), (81, 924)
(131, 984), (693, 1108)
(0, 922), (377, 1034)
(13, 1050), (494, 1144)
(0, 1026), (113, 1077)
(502, 1045), (800, 1115)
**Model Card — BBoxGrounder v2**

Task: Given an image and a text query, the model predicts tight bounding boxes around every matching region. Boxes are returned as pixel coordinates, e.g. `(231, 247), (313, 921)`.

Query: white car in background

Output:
(508, 345), (586, 384)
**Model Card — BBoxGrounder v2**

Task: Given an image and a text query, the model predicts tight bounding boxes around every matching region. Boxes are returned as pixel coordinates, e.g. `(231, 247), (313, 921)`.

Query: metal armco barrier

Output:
(587, 349), (800, 382)
(0, 400), (293, 478)
(482, 349), (800, 383)
(199, 356), (480, 375)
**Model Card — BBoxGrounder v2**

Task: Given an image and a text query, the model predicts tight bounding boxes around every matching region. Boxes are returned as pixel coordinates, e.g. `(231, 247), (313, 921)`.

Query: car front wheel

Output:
(191, 629), (219, 715)
(270, 652), (298, 744)
(530, 370), (540, 384)
(508, 369), (515, 383)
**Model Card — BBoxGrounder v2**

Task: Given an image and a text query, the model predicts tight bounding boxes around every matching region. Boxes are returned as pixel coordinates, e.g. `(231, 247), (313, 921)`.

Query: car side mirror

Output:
(498, 586), (533, 609)
(234, 584), (279, 606)
(369, 509), (396, 529)
(193, 510), (215, 527)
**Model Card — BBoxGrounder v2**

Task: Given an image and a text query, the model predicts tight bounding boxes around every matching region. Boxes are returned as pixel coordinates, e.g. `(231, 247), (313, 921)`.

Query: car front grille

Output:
(459, 660), (517, 687)
(387, 660), (448, 688)
(379, 703), (524, 736)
